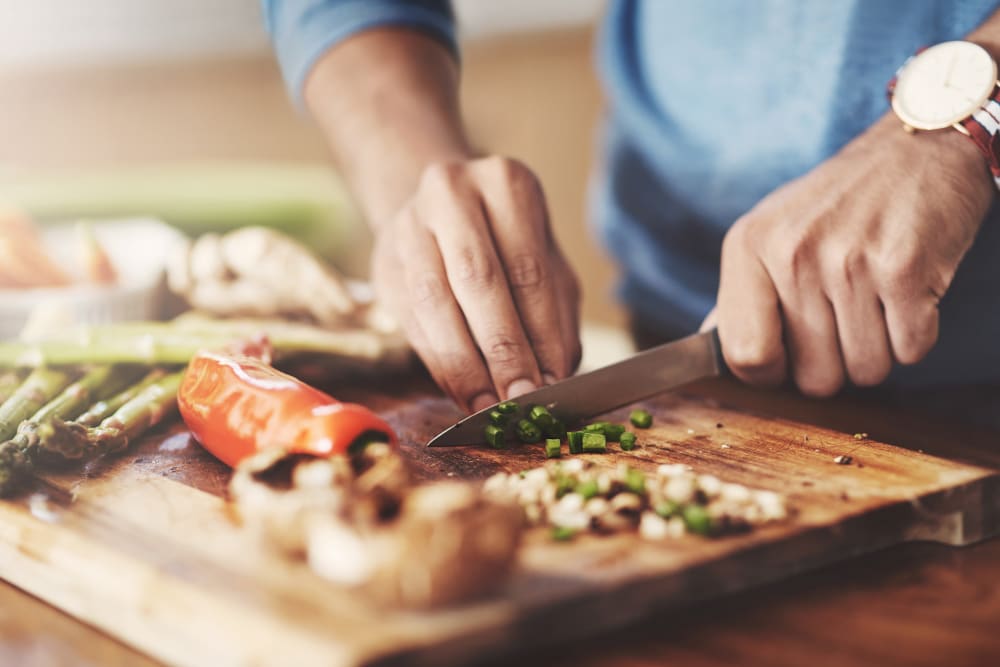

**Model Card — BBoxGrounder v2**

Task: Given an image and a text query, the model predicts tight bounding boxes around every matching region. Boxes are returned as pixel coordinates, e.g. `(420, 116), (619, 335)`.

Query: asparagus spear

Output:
(9, 365), (140, 446)
(0, 367), (77, 442)
(76, 367), (166, 426)
(35, 369), (184, 461)
(0, 319), (402, 368)
(0, 365), (140, 494)
(0, 370), (25, 404)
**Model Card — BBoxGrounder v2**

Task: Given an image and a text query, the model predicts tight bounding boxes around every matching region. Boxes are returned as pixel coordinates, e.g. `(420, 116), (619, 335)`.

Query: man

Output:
(263, 1), (1000, 412)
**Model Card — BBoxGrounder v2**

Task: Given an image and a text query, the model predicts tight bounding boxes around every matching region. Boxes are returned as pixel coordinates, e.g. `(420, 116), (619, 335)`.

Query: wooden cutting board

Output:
(0, 376), (997, 667)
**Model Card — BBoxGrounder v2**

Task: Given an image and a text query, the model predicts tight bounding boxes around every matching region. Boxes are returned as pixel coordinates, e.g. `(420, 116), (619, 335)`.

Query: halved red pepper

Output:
(177, 350), (397, 467)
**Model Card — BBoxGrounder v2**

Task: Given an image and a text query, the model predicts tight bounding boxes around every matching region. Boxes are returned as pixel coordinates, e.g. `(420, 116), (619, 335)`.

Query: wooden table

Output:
(0, 382), (997, 667)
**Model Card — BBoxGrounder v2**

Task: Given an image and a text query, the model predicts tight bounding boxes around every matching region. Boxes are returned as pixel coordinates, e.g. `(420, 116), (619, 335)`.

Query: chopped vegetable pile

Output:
(483, 458), (788, 541)
(483, 401), (651, 455)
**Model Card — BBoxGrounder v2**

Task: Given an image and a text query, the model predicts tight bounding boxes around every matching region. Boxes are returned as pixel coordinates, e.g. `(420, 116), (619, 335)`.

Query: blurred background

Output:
(0, 0), (625, 331)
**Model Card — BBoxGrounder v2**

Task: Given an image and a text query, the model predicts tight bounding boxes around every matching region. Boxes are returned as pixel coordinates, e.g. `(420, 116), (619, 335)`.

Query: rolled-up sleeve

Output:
(261, 0), (458, 106)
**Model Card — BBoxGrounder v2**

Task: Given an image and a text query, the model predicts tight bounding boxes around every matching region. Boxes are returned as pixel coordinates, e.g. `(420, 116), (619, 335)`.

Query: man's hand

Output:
(710, 117), (994, 396)
(372, 156), (581, 412)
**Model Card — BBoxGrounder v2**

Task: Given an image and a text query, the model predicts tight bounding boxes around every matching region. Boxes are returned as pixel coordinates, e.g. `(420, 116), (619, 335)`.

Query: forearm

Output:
(303, 28), (473, 228)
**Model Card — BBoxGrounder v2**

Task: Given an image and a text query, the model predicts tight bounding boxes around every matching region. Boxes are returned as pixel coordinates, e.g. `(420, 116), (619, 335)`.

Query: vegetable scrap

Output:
(483, 459), (788, 541)
(630, 409), (653, 429)
(853, 432), (868, 440)
(544, 438), (562, 459)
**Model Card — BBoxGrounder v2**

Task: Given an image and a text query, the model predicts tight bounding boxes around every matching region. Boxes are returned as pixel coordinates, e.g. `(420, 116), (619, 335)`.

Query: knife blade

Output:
(427, 329), (727, 447)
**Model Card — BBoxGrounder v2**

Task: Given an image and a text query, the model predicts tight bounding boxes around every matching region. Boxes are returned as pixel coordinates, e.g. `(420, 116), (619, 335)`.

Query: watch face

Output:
(892, 41), (997, 130)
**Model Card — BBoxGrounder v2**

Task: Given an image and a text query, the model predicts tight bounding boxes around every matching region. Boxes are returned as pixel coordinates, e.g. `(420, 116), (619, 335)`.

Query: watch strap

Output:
(959, 84), (1000, 190)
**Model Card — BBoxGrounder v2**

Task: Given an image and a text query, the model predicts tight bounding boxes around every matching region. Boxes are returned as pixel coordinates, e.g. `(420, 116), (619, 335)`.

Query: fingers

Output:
(418, 163), (543, 401)
(883, 295), (940, 366)
(779, 289), (845, 397)
(878, 253), (941, 366)
(473, 158), (578, 380)
(555, 256), (583, 374)
(826, 257), (893, 386)
(717, 226), (787, 386)
(391, 216), (498, 412)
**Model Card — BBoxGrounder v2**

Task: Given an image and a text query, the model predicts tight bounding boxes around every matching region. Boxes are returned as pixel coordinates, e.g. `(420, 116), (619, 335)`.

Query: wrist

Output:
(873, 113), (996, 201)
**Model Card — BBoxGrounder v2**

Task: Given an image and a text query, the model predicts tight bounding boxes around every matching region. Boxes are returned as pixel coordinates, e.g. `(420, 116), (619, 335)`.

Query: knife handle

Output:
(707, 328), (731, 377)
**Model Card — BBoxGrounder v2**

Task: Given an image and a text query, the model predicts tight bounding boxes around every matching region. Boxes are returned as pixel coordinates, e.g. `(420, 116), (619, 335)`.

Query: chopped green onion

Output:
(488, 409), (508, 427)
(604, 424), (626, 442)
(567, 431), (584, 454)
(584, 421), (610, 433)
(655, 500), (680, 518)
(543, 418), (567, 440)
(516, 418), (542, 444)
(630, 409), (653, 429)
(545, 438), (562, 459)
(576, 479), (599, 500)
(581, 432), (607, 453)
(485, 424), (506, 449)
(583, 421), (625, 441)
(620, 432), (637, 451)
(518, 470), (527, 479)
(529, 405), (556, 433)
(551, 526), (577, 541)
(497, 400), (519, 414)
(682, 504), (712, 535)
(529, 404), (551, 421)
(625, 468), (645, 494)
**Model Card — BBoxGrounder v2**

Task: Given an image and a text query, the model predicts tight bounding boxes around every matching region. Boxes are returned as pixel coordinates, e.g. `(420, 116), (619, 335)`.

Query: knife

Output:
(427, 328), (728, 447)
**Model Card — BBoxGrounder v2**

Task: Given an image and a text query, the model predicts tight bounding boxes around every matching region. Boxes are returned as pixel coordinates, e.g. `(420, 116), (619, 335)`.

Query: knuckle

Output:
(879, 251), (923, 298)
(837, 248), (867, 284)
(484, 333), (526, 367)
(773, 236), (814, 285)
(421, 160), (467, 194)
(824, 247), (867, 298)
(508, 253), (548, 289)
(410, 271), (447, 305)
(480, 155), (531, 183)
(442, 359), (490, 397)
(453, 246), (497, 288)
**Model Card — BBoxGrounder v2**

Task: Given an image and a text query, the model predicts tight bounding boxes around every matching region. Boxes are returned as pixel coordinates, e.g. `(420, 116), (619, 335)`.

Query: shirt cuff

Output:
(265, 0), (458, 109)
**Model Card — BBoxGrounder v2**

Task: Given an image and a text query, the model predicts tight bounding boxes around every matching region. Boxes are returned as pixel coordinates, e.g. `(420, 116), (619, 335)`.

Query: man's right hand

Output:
(371, 156), (581, 413)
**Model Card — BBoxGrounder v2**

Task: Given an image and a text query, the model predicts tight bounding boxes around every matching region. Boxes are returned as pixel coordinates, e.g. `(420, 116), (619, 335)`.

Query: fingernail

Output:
(542, 373), (557, 385)
(506, 379), (537, 399)
(470, 392), (498, 413)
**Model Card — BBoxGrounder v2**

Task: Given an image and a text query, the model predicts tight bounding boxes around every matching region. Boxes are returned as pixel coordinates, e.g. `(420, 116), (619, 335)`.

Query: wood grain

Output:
(0, 377), (997, 666)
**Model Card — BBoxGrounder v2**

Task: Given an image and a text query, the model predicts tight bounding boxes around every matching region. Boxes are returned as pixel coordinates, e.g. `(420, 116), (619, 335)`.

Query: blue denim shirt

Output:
(263, 0), (1000, 387)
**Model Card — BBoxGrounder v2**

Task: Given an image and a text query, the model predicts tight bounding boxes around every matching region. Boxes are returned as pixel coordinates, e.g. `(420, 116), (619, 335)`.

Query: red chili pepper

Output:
(177, 351), (398, 467)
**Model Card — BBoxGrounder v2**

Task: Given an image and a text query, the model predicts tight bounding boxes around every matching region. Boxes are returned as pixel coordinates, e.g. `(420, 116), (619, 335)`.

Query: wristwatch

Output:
(888, 40), (1000, 189)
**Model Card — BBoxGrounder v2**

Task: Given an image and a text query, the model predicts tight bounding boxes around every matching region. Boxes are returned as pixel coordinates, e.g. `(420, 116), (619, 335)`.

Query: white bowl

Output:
(0, 218), (186, 340)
